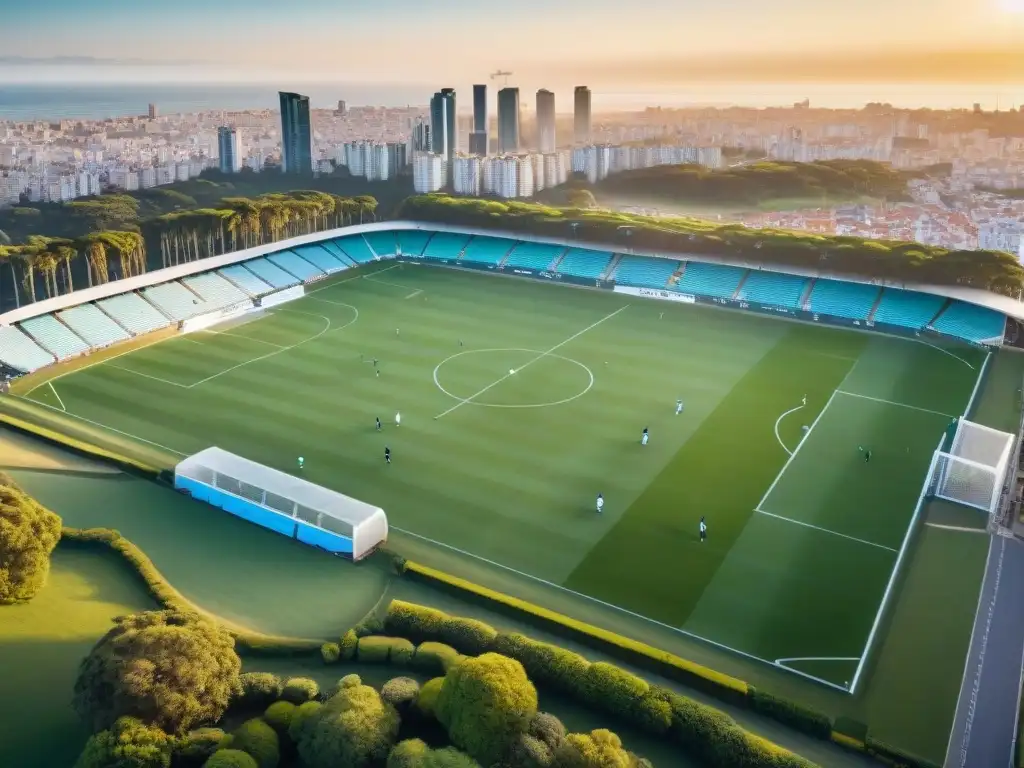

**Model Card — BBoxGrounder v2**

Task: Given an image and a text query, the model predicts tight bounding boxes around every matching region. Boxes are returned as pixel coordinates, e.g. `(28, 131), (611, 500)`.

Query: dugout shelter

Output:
(174, 446), (387, 560)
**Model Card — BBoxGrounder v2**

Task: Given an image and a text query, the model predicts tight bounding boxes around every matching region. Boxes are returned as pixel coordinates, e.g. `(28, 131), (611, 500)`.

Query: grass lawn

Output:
(7, 263), (984, 693)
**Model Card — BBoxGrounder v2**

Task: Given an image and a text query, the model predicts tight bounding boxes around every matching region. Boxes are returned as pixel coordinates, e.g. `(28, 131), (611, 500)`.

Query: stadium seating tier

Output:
(807, 279), (881, 320)
(183, 272), (251, 309)
(142, 282), (213, 321)
(98, 293), (174, 335)
(932, 301), (1006, 343)
(396, 231), (432, 258)
(460, 236), (514, 265)
(504, 242), (564, 271)
(737, 270), (809, 309)
(58, 304), (131, 348)
(675, 262), (748, 299)
(267, 251), (325, 282)
(291, 244), (347, 274)
(613, 256), (681, 289)
(0, 325), (56, 372)
(871, 289), (946, 329)
(331, 235), (377, 264)
(423, 233), (472, 260)
(364, 231), (398, 258)
(220, 265), (275, 296)
(243, 257), (301, 289)
(557, 248), (613, 280)
(19, 315), (91, 360)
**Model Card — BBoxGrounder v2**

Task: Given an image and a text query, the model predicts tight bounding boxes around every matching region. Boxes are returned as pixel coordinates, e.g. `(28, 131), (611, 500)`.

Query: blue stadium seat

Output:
(183, 272), (251, 309)
(557, 248), (613, 279)
(243, 257), (301, 289)
(0, 326), (55, 372)
(142, 282), (214, 321)
(267, 250), (325, 282)
(675, 262), (746, 299)
(504, 242), (564, 270)
(331, 235), (377, 264)
(19, 315), (90, 360)
(364, 231), (398, 258)
(872, 289), (946, 330)
(423, 233), (471, 260)
(98, 293), (173, 335)
(807, 279), (881, 320)
(738, 270), (808, 309)
(396, 230), (432, 258)
(320, 241), (357, 266)
(58, 304), (130, 348)
(932, 302), (1006, 344)
(291, 244), (347, 274)
(220, 265), (275, 296)
(460, 236), (513, 265)
(613, 256), (680, 289)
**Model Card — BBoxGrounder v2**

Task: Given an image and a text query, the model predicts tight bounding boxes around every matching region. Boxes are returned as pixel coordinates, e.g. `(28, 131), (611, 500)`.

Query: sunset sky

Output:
(2, 0), (1022, 87)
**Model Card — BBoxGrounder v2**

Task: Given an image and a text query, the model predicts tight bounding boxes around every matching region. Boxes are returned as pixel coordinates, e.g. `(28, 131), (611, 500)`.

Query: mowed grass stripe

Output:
(565, 326), (864, 626)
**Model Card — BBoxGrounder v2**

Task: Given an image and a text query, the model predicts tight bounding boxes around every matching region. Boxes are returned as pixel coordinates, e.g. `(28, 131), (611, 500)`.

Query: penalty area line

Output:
(755, 508), (898, 553)
(48, 381), (67, 412)
(926, 523), (989, 534)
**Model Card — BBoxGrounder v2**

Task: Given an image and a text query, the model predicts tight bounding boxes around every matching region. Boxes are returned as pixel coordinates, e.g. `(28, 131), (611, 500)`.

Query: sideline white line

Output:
(835, 390), (955, 418)
(755, 508), (898, 553)
(775, 656), (860, 664)
(104, 363), (190, 389)
(48, 381), (66, 412)
(915, 338), (976, 370)
(926, 523), (989, 534)
(964, 351), (991, 418)
(406, 289), (423, 299)
(306, 263), (403, 294)
(390, 524), (850, 693)
(773, 402), (805, 456)
(434, 304), (629, 420)
(196, 329), (286, 349)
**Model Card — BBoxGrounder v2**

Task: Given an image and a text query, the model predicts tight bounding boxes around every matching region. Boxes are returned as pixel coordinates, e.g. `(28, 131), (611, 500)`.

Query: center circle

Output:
(433, 347), (595, 409)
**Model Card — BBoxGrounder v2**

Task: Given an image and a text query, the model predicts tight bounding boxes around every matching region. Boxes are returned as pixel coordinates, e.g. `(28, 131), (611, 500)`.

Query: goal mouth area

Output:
(929, 419), (1015, 515)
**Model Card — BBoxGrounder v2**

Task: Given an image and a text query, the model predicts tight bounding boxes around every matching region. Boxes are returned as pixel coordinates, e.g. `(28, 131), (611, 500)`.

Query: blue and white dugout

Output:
(174, 446), (388, 560)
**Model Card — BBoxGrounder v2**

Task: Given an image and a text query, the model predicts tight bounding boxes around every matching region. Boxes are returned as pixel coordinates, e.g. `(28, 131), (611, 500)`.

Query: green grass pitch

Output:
(15, 262), (984, 689)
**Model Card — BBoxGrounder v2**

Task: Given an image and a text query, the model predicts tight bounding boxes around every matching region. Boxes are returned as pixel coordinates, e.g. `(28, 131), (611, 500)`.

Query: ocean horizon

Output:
(0, 81), (1020, 121)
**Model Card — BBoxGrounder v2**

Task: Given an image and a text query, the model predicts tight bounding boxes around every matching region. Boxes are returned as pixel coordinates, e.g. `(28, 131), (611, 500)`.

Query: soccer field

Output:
(11, 262), (985, 690)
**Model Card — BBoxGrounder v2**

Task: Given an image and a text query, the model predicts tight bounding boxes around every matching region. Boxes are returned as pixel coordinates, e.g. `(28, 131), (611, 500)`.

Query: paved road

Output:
(945, 532), (1024, 768)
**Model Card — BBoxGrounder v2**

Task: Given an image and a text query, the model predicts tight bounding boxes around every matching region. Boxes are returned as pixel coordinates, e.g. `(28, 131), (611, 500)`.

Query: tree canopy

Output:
(295, 678), (400, 768)
(73, 716), (175, 768)
(0, 478), (62, 603)
(397, 194), (1024, 297)
(74, 610), (242, 734)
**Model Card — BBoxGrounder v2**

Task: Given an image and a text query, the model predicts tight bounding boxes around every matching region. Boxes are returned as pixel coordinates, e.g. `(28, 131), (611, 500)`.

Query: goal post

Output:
(929, 418), (1014, 515)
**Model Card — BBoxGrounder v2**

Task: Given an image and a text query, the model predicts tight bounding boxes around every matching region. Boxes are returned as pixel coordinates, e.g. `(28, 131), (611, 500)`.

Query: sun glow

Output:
(1000, 0), (1024, 12)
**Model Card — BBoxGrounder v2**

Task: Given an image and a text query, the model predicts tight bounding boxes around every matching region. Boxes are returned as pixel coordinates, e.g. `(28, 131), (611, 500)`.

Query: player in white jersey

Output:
(596, 493), (604, 514)
(395, 411), (401, 427)
(675, 400), (683, 415)
(297, 456), (304, 470)
(699, 516), (707, 542)
(641, 427), (649, 446)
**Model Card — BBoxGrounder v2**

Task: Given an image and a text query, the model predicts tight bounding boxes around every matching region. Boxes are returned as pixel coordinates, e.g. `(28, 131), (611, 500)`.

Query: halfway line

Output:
(434, 304), (629, 420)
(755, 508), (898, 553)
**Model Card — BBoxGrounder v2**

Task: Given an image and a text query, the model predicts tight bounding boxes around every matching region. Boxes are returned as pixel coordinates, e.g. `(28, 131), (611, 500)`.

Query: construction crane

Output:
(490, 70), (513, 86)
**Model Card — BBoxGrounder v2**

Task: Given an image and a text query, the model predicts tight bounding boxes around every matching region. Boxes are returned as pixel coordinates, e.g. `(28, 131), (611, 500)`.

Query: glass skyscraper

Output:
(497, 87), (520, 154)
(430, 88), (457, 162)
(574, 86), (592, 145)
(279, 92), (312, 174)
(536, 89), (555, 153)
(217, 127), (242, 173)
(470, 84), (488, 156)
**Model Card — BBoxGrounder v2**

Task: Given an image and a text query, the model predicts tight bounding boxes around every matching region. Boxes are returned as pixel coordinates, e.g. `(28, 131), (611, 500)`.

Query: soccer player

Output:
(596, 493), (604, 514)
(375, 417), (381, 431)
(675, 399), (683, 415)
(396, 328), (400, 336)
(864, 449), (872, 463)
(297, 456), (304, 470)
(641, 427), (649, 446)
(802, 395), (807, 406)
(699, 516), (707, 543)
(384, 446), (391, 464)
(395, 411), (401, 428)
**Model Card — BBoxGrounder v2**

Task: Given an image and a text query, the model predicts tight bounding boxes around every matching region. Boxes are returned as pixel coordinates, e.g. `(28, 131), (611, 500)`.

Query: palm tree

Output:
(0, 245), (21, 309)
(355, 195), (378, 223)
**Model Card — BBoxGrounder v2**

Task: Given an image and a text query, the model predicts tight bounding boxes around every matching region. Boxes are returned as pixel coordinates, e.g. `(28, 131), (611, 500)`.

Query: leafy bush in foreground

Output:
(74, 716), (174, 768)
(173, 728), (227, 767)
(280, 677), (319, 704)
(223, 719), (278, 768)
(237, 673), (284, 710)
(0, 480), (62, 603)
(296, 679), (400, 768)
(202, 750), (258, 768)
(262, 701), (297, 735)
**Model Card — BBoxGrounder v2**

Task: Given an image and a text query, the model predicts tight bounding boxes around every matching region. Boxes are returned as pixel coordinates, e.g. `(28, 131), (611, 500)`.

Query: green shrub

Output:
(202, 750), (258, 768)
(412, 642), (462, 675)
(340, 629), (358, 660)
(237, 673), (283, 710)
(424, 747), (480, 767)
(416, 678), (444, 718)
(392, 637), (416, 665)
(508, 733), (553, 768)
(280, 677), (319, 704)
(0, 480), (61, 603)
(864, 738), (940, 768)
(580, 662), (649, 710)
(227, 719), (278, 768)
(435, 652), (538, 766)
(553, 729), (647, 768)
(74, 610), (242, 734)
(74, 716), (174, 768)
(438, 617), (497, 656)
(491, 634), (590, 696)
(174, 728), (227, 767)
(381, 677), (421, 710)
(262, 702), (297, 735)
(388, 739), (429, 768)
(354, 614), (385, 637)
(295, 679), (400, 768)
(748, 688), (832, 739)
(357, 635), (415, 664)
(327, 673), (363, 699)
(528, 712), (566, 751)
(287, 701), (322, 744)
(321, 642), (341, 664)
(384, 601), (448, 641)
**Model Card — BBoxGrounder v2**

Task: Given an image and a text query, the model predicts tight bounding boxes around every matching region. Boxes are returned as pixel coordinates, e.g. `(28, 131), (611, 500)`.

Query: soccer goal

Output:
(928, 419), (1015, 514)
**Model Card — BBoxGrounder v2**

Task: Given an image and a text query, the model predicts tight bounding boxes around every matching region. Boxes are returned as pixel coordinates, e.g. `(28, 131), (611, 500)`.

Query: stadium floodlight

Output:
(928, 419), (1015, 515)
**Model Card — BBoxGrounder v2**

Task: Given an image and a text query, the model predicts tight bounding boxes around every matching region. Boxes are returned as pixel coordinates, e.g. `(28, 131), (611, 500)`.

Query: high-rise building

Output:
(413, 152), (446, 193)
(536, 89), (555, 153)
(279, 91), (313, 174)
(412, 120), (431, 153)
(217, 127), (243, 173)
(470, 84), (488, 155)
(430, 88), (457, 164)
(336, 100), (347, 116)
(148, 103), (158, 119)
(574, 86), (592, 145)
(497, 87), (521, 154)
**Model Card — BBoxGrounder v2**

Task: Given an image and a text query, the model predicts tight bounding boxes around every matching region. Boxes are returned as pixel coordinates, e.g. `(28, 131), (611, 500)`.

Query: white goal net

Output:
(929, 419), (1015, 514)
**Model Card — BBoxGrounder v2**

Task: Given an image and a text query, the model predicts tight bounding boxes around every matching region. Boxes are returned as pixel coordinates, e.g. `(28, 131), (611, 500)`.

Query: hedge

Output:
(59, 527), (323, 656)
(864, 738), (941, 768)
(263, 702), (297, 734)
(357, 636), (416, 665)
(411, 642), (463, 675)
(281, 678), (319, 704)
(748, 688), (832, 739)
(237, 673), (285, 710)
(416, 678), (444, 717)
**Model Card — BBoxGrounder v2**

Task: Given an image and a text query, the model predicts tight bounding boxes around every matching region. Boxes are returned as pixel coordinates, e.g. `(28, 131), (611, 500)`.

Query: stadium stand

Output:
(243, 257), (302, 289)
(675, 262), (748, 299)
(460, 236), (513, 265)
(613, 255), (681, 288)
(142, 282), (212, 321)
(738, 270), (809, 309)
(98, 293), (173, 335)
(220, 265), (275, 297)
(396, 230), (432, 258)
(0, 325), (56, 372)
(19, 315), (90, 360)
(58, 304), (131, 348)
(557, 248), (613, 280)
(320, 241), (357, 266)
(291, 244), (348, 274)
(331, 235), (377, 264)
(183, 272), (251, 309)
(932, 301), (1006, 344)
(807, 279), (881, 320)
(505, 242), (564, 270)
(423, 232), (472, 260)
(267, 250), (325, 282)
(364, 231), (398, 258)
(872, 288), (946, 330)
